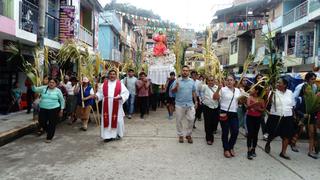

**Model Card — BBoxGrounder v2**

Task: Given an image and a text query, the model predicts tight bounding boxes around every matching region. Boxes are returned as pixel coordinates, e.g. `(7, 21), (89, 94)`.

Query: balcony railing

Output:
(45, 13), (59, 41)
(79, 25), (93, 46)
(283, 1), (308, 27)
(19, 0), (39, 34)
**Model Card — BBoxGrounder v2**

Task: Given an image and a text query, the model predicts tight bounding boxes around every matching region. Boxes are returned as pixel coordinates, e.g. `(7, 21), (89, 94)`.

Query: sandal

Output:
(230, 149), (235, 157)
(224, 151), (231, 158)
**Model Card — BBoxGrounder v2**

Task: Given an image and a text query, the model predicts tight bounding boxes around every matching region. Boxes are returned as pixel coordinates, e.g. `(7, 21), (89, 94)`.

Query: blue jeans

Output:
(220, 112), (239, 151)
(126, 94), (135, 115)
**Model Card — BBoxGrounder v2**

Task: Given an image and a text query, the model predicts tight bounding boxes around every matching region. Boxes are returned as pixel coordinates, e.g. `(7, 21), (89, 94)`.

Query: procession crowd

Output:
(19, 65), (320, 161)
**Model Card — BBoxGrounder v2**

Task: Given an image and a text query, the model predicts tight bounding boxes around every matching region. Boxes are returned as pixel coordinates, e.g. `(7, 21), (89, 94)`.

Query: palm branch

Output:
(7, 42), (41, 86)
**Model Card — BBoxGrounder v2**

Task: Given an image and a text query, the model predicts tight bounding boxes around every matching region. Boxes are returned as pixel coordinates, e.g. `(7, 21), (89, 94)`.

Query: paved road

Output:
(1, 108), (319, 180)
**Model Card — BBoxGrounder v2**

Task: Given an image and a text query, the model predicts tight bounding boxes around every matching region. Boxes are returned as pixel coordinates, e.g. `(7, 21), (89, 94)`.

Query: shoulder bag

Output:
(219, 88), (235, 121)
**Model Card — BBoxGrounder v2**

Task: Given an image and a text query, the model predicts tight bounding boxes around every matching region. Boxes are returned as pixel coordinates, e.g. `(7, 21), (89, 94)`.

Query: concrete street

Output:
(0, 108), (319, 180)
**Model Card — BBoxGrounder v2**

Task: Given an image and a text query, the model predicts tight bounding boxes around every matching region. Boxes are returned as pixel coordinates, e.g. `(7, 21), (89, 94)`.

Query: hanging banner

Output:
(59, 5), (75, 43)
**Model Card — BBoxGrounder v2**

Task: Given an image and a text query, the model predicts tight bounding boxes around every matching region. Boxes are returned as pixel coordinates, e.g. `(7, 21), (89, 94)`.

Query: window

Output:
(0, 0), (14, 18)
(46, 0), (59, 40)
(231, 40), (238, 54)
(113, 36), (118, 48)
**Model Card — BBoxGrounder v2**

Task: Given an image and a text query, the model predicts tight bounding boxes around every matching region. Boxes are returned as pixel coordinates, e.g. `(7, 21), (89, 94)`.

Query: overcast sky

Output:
(98, 0), (233, 31)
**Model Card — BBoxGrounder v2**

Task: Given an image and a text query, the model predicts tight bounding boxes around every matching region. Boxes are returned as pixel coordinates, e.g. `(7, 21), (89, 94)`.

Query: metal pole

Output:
(38, 0), (46, 78)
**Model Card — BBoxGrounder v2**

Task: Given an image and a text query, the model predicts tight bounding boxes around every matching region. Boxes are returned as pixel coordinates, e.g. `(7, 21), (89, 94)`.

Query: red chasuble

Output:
(102, 80), (122, 128)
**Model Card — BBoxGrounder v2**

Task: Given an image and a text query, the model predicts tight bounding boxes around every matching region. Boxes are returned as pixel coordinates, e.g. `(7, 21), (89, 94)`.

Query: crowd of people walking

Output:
(21, 65), (319, 161)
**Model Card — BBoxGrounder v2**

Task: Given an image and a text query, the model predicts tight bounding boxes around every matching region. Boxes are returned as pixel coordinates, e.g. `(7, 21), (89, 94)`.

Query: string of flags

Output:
(114, 10), (179, 31)
(223, 19), (266, 29)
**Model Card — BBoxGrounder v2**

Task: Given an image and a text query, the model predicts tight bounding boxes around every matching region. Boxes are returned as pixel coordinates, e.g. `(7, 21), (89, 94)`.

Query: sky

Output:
(98, 0), (233, 31)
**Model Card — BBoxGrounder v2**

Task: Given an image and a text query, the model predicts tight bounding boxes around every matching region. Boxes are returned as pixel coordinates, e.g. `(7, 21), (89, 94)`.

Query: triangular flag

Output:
(233, 22), (237, 27)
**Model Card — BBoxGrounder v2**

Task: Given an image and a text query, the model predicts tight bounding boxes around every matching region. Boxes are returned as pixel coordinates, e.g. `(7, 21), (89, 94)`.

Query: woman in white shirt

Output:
(66, 76), (78, 124)
(264, 78), (295, 160)
(214, 75), (241, 158)
(202, 76), (219, 145)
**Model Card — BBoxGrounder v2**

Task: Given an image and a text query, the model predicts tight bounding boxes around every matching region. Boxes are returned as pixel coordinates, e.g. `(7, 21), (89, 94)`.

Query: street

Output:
(0, 108), (319, 180)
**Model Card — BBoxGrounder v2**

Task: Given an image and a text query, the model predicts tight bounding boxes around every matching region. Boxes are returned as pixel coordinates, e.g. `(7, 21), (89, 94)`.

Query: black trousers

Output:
(39, 107), (60, 140)
(151, 93), (159, 111)
(203, 105), (219, 141)
(260, 115), (267, 135)
(195, 97), (203, 119)
(246, 115), (261, 148)
(26, 88), (34, 113)
(138, 96), (148, 118)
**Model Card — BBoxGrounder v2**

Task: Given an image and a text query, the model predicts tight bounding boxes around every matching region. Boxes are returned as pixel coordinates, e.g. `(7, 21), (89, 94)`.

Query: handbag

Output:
(219, 89), (235, 121)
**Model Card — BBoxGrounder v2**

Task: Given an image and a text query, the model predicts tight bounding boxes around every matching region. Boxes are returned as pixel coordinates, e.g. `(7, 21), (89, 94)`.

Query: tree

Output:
(104, 3), (161, 19)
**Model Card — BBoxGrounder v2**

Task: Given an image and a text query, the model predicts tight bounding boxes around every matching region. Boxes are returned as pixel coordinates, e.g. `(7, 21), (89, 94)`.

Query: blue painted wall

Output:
(98, 11), (121, 61)
(99, 25), (112, 60)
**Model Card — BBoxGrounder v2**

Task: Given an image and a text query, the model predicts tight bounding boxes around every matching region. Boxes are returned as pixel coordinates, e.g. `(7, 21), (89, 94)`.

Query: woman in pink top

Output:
(246, 86), (265, 160)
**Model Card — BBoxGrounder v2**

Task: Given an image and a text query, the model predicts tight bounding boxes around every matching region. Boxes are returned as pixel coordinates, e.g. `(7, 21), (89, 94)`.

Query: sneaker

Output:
(128, 115), (132, 119)
(251, 149), (256, 157)
(186, 136), (193, 144)
(178, 136), (184, 143)
(247, 151), (253, 160)
(263, 134), (268, 141)
(45, 139), (52, 143)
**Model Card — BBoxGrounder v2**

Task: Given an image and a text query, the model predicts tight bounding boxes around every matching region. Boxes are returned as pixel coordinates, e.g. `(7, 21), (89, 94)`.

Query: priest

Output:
(96, 69), (129, 142)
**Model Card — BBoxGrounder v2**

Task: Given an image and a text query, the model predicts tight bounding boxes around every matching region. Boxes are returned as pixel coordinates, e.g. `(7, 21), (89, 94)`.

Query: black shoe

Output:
(279, 153), (291, 160)
(247, 151), (253, 160)
(308, 152), (318, 159)
(80, 127), (87, 131)
(115, 135), (121, 140)
(265, 143), (271, 154)
(193, 125), (196, 129)
(104, 139), (112, 143)
(290, 145), (299, 152)
(251, 149), (256, 157)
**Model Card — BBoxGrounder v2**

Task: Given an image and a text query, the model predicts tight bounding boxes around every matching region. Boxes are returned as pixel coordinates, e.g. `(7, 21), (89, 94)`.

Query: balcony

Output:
(262, 16), (283, 34)
(79, 25), (93, 46)
(19, 0), (39, 34)
(45, 13), (59, 41)
(283, 1), (308, 27)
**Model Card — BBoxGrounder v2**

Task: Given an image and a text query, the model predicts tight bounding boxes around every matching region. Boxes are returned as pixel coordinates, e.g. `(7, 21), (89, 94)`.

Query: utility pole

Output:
(38, 0), (46, 78)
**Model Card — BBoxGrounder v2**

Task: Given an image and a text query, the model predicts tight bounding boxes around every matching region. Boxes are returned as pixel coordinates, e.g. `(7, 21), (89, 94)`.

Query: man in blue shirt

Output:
(171, 65), (198, 143)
